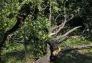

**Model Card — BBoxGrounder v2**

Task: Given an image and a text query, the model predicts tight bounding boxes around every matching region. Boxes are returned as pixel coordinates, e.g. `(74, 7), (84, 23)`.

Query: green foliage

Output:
(0, 0), (92, 63)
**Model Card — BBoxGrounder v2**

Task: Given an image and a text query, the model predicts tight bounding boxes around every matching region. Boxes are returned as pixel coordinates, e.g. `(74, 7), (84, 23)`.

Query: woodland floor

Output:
(1, 36), (92, 63)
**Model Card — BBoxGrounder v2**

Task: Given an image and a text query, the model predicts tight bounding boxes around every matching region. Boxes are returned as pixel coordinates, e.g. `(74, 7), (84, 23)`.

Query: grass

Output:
(1, 36), (92, 63)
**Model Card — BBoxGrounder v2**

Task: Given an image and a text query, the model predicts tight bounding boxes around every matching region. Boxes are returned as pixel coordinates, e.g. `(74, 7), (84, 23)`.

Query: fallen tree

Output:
(0, 1), (92, 63)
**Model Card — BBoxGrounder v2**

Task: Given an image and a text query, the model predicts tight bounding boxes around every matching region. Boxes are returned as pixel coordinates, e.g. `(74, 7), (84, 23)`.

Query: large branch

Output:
(49, 20), (67, 36)
(48, 26), (81, 54)
(49, 14), (75, 37)
(48, 26), (81, 55)
(59, 26), (81, 38)
(52, 26), (81, 43)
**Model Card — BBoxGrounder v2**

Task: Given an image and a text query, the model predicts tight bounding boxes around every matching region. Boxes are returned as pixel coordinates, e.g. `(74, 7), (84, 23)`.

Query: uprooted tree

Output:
(0, 0), (92, 63)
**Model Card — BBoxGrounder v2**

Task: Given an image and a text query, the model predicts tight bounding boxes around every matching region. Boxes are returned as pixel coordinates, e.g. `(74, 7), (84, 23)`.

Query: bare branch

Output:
(49, 26), (81, 49)
(49, 26), (81, 45)
(49, 14), (75, 37)
(55, 26), (81, 41)
(61, 26), (81, 38)
(49, 0), (52, 21)
(67, 14), (74, 21)
(49, 20), (67, 36)
(55, 14), (62, 22)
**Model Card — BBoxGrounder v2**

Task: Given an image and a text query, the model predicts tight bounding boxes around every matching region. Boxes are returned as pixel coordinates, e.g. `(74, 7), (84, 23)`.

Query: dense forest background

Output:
(0, 0), (92, 63)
